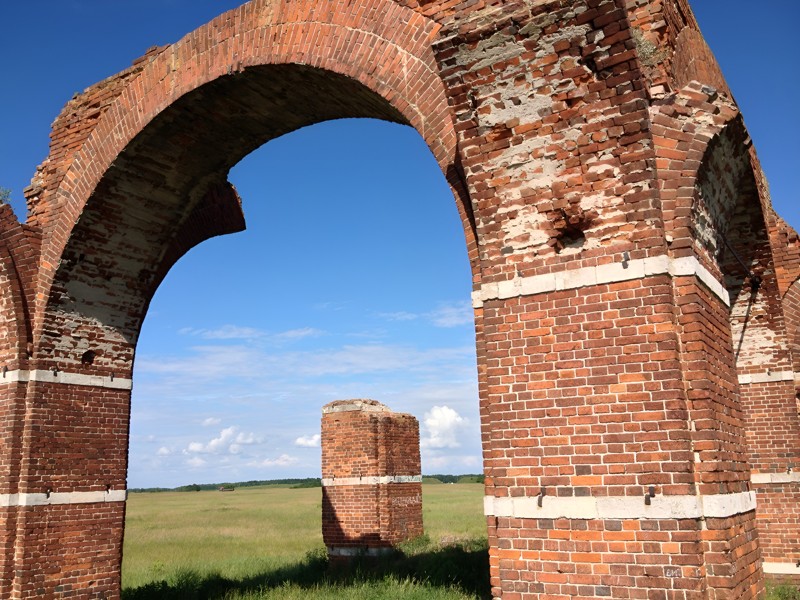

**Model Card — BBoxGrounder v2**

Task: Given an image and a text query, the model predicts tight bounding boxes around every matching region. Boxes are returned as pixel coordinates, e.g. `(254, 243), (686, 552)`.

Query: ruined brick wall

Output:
(1, 0), (799, 597)
(321, 400), (423, 556)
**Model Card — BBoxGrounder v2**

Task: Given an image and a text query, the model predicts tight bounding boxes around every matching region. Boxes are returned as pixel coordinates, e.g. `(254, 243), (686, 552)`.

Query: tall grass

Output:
(122, 483), (488, 599)
(122, 485), (799, 599)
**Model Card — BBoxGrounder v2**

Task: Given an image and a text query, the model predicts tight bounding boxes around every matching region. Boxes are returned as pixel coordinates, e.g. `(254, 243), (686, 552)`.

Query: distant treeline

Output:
(130, 478), (323, 493)
(129, 474), (484, 493)
(424, 474), (484, 484)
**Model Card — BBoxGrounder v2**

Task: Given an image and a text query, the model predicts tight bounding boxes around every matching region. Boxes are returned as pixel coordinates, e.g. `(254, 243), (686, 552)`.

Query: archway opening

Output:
(120, 117), (486, 594)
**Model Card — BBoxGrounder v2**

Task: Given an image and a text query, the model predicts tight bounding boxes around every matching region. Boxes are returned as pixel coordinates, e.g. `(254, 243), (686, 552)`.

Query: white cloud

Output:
(294, 434), (320, 448)
(156, 447), (171, 456)
(184, 426), (263, 455)
(421, 405), (466, 449)
(250, 454), (297, 468)
(202, 417), (221, 426)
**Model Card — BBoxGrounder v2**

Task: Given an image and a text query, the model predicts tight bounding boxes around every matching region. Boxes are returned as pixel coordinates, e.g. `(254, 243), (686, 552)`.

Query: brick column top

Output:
(322, 399), (391, 414)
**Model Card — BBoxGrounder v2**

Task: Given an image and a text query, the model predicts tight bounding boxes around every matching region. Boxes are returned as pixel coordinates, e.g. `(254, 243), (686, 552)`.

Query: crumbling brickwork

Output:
(321, 400), (423, 557)
(0, 0), (798, 597)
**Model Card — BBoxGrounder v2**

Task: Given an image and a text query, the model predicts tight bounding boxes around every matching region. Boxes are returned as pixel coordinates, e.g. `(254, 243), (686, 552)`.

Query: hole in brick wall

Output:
(81, 350), (96, 365)
(552, 207), (595, 254)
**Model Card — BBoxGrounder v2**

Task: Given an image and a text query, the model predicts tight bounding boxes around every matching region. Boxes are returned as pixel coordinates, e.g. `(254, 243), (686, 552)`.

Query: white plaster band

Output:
(322, 475), (422, 487)
(763, 562), (800, 575)
(327, 546), (394, 557)
(472, 255), (729, 308)
(0, 489), (127, 507)
(0, 369), (132, 390)
(751, 472), (800, 484)
(737, 371), (795, 385)
(484, 490), (756, 521)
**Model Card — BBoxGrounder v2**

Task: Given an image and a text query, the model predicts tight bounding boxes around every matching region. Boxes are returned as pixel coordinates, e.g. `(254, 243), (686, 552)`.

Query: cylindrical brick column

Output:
(321, 399), (423, 559)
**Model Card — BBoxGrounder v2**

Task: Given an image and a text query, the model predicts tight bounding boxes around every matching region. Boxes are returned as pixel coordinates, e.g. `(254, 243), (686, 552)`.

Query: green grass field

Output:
(121, 483), (800, 599)
(122, 483), (488, 599)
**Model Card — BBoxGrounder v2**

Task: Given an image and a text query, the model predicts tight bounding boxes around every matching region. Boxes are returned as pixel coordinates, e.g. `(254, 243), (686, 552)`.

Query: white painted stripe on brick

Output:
(0, 489), (127, 507)
(751, 472), (800, 484)
(737, 371), (795, 385)
(0, 369), (26, 383)
(700, 490), (757, 518)
(763, 562), (800, 575)
(322, 475), (422, 487)
(667, 256), (730, 306)
(472, 255), (730, 307)
(0, 369), (132, 390)
(484, 491), (755, 520)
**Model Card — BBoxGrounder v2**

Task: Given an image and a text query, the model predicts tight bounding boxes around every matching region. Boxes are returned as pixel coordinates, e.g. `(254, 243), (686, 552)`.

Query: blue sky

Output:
(0, 2), (797, 488)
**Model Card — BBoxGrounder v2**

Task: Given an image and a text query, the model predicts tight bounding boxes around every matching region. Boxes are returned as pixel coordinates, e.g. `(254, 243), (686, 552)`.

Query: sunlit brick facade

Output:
(1, 0), (798, 597)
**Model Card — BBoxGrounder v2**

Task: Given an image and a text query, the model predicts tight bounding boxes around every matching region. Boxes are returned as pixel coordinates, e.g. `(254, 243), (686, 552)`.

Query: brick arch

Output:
(651, 82), (739, 267)
(0, 243), (27, 370)
(7, 3), (473, 596)
(27, 0), (464, 361)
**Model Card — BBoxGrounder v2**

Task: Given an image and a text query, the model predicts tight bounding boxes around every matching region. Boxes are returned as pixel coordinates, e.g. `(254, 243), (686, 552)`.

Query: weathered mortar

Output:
(0, 0), (799, 597)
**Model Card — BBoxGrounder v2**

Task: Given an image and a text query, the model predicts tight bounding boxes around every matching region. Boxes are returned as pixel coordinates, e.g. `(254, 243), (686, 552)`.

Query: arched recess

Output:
(650, 82), (791, 594)
(7, 2), (479, 597)
(653, 82), (800, 577)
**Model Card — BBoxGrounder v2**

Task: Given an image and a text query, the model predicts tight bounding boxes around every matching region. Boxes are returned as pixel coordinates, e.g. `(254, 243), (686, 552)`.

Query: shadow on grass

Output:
(121, 537), (490, 600)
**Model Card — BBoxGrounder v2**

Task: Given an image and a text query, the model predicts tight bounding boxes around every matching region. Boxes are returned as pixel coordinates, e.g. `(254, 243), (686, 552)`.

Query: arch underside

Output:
(29, 0), (463, 363)
(42, 64), (452, 374)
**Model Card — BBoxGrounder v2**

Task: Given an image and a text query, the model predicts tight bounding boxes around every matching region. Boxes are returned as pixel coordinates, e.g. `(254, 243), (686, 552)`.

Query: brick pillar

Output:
(428, 1), (763, 597)
(321, 399), (423, 560)
(1, 373), (130, 599)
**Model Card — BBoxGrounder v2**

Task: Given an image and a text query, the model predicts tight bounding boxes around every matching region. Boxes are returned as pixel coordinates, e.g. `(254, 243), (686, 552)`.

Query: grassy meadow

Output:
(122, 483), (489, 599)
(122, 483), (800, 599)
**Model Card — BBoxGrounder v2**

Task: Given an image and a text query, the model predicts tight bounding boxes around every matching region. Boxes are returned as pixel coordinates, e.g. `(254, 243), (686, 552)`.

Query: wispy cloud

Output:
(202, 417), (221, 426)
(136, 343), (475, 382)
(273, 327), (323, 342)
(177, 325), (323, 344)
(379, 311), (419, 322)
(376, 301), (473, 329)
(179, 325), (265, 340)
(427, 301), (473, 328)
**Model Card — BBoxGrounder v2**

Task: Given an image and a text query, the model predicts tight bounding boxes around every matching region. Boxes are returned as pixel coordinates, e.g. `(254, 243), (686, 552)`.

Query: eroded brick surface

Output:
(0, 0), (798, 597)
